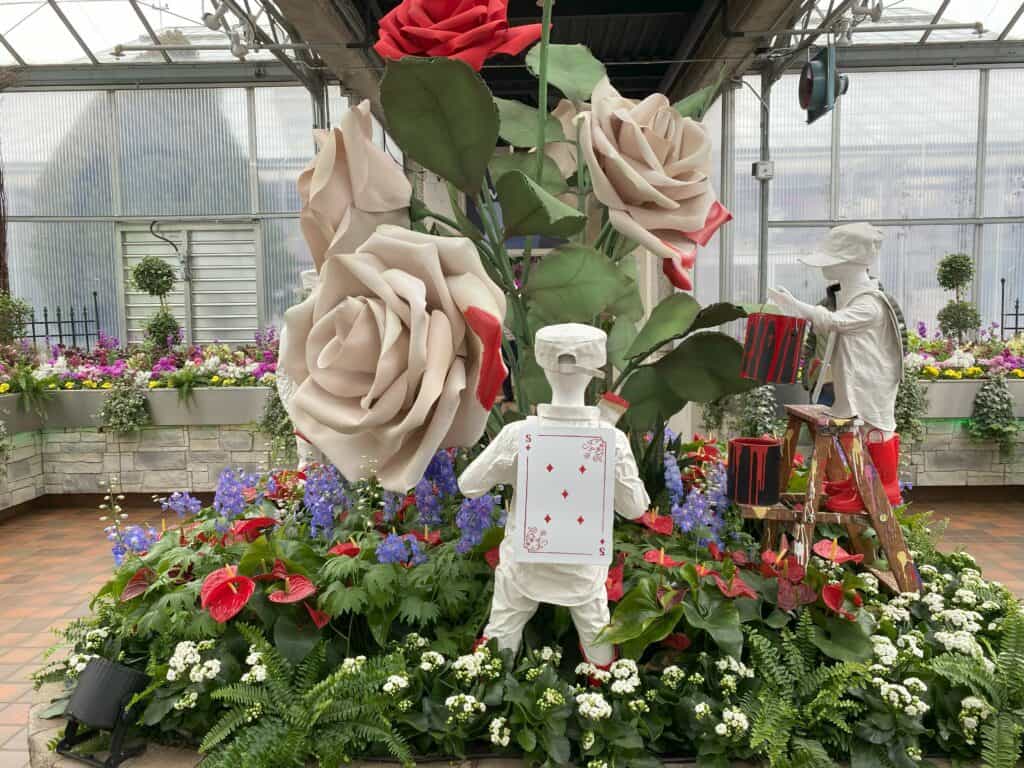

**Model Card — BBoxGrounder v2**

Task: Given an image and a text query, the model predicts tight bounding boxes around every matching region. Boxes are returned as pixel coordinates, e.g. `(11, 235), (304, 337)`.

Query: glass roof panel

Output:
(0, 2), (91, 65)
(847, 0), (1024, 42)
(132, 0), (280, 63)
(53, 0), (149, 61)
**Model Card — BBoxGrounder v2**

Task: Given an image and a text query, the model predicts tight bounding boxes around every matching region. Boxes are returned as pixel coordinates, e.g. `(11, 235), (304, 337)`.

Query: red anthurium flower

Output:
(713, 573), (758, 601)
(760, 549), (806, 583)
(411, 528), (442, 546)
(374, 0), (543, 72)
(605, 563), (625, 602)
(821, 583), (856, 620)
(266, 470), (306, 501)
(793, 453), (805, 467)
(242, 486), (259, 503)
(643, 549), (684, 568)
(639, 511), (674, 536)
(662, 633), (691, 651)
(484, 547), (500, 570)
(328, 541), (361, 558)
(304, 601), (330, 630)
(120, 567), (156, 602)
(200, 566), (255, 623)
(231, 516), (278, 543)
(463, 306), (509, 409)
(254, 558), (291, 582)
(777, 579), (817, 611)
(268, 574), (317, 604)
(812, 539), (864, 565)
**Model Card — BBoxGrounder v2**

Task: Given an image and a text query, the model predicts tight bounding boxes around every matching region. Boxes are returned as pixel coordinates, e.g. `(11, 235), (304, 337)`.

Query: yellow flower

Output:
(964, 366), (984, 378)
(1011, 368), (1024, 379)
(101, 381), (113, 389)
(222, 378), (235, 387)
(47, 383), (57, 390)
(0, 382), (9, 394)
(147, 380), (160, 389)
(83, 380), (96, 389)
(262, 374), (276, 385)
(64, 381), (75, 389)
(210, 375), (221, 383)
(941, 369), (962, 379)
(922, 365), (940, 378)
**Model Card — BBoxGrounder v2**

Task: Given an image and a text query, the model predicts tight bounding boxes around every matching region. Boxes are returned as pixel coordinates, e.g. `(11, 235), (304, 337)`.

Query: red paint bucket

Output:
(740, 313), (807, 384)
(727, 437), (782, 507)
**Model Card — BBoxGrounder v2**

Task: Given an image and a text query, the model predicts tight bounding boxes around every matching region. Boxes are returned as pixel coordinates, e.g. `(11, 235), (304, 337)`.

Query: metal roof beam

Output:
(999, 1), (1024, 40)
(791, 39), (1024, 69)
(3, 61), (311, 89)
(46, 0), (99, 65)
(219, 0), (321, 93)
(0, 30), (26, 67)
(919, 0), (951, 43)
(128, 0), (173, 64)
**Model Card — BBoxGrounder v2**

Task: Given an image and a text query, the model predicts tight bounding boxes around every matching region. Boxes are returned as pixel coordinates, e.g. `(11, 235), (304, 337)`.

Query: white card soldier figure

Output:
(458, 323), (649, 668)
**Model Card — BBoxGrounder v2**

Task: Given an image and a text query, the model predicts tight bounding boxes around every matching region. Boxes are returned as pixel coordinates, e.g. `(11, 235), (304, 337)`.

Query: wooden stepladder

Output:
(738, 404), (921, 593)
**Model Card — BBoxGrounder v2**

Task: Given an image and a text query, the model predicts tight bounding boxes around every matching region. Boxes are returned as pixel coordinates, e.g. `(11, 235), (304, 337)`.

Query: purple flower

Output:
(106, 524), (159, 566)
(414, 477), (443, 527)
(304, 464), (348, 538)
(671, 487), (724, 546)
(424, 450), (459, 497)
(664, 453), (684, 506)
(916, 321), (928, 338)
(382, 491), (404, 522)
(213, 468), (257, 527)
(455, 494), (497, 554)
(376, 533), (427, 566)
(162, 491), (202, 518)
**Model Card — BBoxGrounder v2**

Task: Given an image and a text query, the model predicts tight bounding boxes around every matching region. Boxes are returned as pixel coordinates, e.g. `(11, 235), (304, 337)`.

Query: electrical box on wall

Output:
(751, 160), (775, 181)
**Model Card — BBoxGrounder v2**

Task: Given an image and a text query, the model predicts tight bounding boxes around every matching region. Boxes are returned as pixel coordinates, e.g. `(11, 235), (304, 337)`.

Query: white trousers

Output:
(484, 567), (614, 666)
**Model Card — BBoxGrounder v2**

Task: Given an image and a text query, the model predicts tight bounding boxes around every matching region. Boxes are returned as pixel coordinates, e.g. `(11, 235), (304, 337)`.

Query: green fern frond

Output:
(790, 736), (837, 768)
(980, 711), (1024, 768)
(929, 653), (999, 701)
(996, 609), (1024, 702)
(199, 708), (256, 753)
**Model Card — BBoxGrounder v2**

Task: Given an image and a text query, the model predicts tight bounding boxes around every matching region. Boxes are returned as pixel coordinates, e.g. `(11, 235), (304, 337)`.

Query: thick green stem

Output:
(575, 113), (586, 215)
(610, 359), (640, 394)
(534, 0), (554, 187)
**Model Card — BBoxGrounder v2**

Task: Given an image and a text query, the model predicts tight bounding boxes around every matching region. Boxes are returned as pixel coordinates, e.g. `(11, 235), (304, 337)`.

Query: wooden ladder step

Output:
(738, 504), (869, 528)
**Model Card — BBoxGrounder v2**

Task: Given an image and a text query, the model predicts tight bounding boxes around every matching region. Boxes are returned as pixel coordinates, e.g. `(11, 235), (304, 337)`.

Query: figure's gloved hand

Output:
(768, 287), (813, 320)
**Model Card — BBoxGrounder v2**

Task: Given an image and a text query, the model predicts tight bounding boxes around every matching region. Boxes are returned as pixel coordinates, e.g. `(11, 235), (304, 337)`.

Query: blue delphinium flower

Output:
(382, 491), (404, 522)
(664, 453), (685, 506)
(424, 450), (459, 497)
(414, 477), (443, 526)
(376, 533), (426, 567)
(663, 426), (678, 445)
(705, 462), (730, 510)
(304, 464), (348, 538)
(672, 486), (725, 547)
(213, 468), (257, 528)
(455, 494), (496, 554)
(107, 524), (159, 566)
(162, 491), (202, 518)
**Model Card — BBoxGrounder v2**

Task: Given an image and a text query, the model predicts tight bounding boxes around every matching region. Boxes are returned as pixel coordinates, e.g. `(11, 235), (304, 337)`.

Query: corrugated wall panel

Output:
(0, 90), (113, 217)
(8, 221), (120, 340)
(116, 88), (250, 216)
(985, 70), (1024, 218)
(256, 86), (314, 214)
(261, 217), (311, 327)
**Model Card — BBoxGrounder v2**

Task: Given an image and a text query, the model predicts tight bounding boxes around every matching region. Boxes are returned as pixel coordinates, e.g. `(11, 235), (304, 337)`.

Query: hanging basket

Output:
(727, 437), (783, 507)
(740, 313), (808, 384)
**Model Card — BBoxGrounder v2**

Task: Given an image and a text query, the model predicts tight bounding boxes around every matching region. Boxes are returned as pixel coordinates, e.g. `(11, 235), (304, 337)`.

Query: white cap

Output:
(535, 323), (606, 378)
(799, 222), (884, 268)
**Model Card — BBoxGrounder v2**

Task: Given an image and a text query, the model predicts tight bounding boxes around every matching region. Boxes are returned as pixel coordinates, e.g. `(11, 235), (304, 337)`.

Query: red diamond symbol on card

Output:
(544, 514), (551, 524)
(546, 463), (553, 472)
(577, 515), (585, 525)
(600, 538), (605, 544)
(561, 489), (569, 500)
(579, 465), (587, 474)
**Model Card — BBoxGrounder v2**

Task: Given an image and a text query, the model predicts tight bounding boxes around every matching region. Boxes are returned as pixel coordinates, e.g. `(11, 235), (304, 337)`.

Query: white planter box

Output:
(922, 380), (1024, 419)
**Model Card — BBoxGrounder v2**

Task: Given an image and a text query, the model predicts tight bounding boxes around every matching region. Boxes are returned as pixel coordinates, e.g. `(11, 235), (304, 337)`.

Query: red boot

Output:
(826, 435), (902, 513)
(824, 432), (856, 496)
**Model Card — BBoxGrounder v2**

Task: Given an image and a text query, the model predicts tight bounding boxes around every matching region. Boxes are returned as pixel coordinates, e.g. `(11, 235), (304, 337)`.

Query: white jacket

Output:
(458, 403), (649, 606)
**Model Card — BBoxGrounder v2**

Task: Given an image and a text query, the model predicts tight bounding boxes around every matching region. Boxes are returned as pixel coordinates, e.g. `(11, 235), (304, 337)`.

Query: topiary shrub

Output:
(0, 293), (31, 344)
(144, 307), (181, 351)
(895, 374), (929, 446)
(132, 256), (176, 305)
(738, 384), (783, 438)
(935, 252), (979, 343)
(969, 374), (1019, 457)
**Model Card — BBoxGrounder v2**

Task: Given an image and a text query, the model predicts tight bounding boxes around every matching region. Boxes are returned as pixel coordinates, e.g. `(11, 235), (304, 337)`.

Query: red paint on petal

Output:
(464, 306), (508, 409)
(662, 257), (693, 291)
(681, 201), (733, 247)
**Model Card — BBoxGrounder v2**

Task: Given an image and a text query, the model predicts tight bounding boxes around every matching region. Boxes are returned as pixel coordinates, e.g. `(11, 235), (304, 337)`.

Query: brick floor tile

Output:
(0, 685), (29, 705)
(0, 750), (29, 768)
(0, 704), (29, 726)
(0, 728), (25, 750)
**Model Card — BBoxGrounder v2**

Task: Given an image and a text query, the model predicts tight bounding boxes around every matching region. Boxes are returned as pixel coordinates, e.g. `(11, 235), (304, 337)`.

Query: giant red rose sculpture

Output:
(374, 0), (542, 71)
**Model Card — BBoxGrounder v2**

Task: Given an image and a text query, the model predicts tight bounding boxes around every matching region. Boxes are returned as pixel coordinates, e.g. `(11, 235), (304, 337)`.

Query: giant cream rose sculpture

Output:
(579, 77), (731, 291)
(280, 225), (508, 492)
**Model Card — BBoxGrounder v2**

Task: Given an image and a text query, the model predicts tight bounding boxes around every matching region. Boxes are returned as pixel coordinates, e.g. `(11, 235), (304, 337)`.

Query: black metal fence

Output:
(21, 292), (102, 350)
(1001, 278), (1023, 340)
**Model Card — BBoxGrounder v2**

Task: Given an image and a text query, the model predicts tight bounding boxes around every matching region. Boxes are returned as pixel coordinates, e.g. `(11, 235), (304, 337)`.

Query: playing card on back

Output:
(512, 423), (616, 566)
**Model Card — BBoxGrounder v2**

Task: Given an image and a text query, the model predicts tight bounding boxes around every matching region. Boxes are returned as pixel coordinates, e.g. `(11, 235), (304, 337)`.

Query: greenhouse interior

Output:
(1, 0), (1024, 766)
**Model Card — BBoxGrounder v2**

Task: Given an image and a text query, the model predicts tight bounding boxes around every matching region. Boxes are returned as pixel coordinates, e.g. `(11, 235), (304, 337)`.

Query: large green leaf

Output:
(620, 605), (686, 659)
(673, 67), (725, 120)
(659, 331), (758, 403)
(380, 58), (498, 195)
(526, 43), (606, 102)
(681, 599), (743, 658)
(811, 614), (874, 662)
(626, 293), (702, 361)
(489, 152), (568, 196)
(619, 366), (686, 431)
(607, 255), (644, 322)
(602, 577), (665, 644)
(273, 614), (319, 664)
(525, 245), (630, 322)
(496, 171), (585, 238)
(607, 317), (638, 372)
(494, 97), (565, 147)
(691, 301), (748, 332)
(518, 349), (552, 405)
